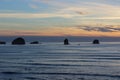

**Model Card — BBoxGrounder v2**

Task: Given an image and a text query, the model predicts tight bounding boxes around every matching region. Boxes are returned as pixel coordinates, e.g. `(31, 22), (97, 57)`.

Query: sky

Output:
(0, 0), (120, 37)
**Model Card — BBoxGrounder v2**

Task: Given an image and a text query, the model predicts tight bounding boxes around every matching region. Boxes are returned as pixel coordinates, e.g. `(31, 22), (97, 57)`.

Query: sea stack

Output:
(30, 41), (39, 44)
(64, 38), (69, 45)
(93, 39), (100, 44)
(0, 41), (6, 44)
(12, 37), (25, 45)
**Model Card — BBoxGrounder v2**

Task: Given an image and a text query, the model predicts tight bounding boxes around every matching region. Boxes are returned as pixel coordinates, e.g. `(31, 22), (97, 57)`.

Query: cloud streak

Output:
(77, 25), (120, 32)
(0, 3), (120, 20)
(0, 13), (85, 18)
(0, 1), (120, 19)
(29, 4), (39, 9)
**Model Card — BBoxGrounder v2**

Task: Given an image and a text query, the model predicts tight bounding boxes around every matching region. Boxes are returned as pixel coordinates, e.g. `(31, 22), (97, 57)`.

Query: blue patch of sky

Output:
(0, 0), (30, 12)
(0, 0), (61, 13)
(0, 0), (49, 13)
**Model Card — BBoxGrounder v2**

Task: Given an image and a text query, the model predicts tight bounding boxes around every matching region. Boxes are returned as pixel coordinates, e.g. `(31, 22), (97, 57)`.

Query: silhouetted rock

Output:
(12, 37), (25, 45)
(64, 38), (69, 45)
(0, 41), (6, 44)
(93, 39), (100, 44)
(30, 41), (39, 44)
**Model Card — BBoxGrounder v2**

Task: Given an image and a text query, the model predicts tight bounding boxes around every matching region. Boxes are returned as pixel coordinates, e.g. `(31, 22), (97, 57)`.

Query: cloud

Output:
(83, 2), (120, 17)
(75, 11), (87, 15)
(0, 2), (120, 19)
(80, 17), (120, 20)
(13, 31), (39, 35)
(0, 12), (85, 18)
(57, 7), (88, 15)
(0, 13), (120, 19)
(77, 25), (120, 32)
(1, 0), (120, 19)
(0, 29), (40, 36)
(0, 5), (95, 19)
(29, 4), (38, 9)
(32, 0), (120, 17)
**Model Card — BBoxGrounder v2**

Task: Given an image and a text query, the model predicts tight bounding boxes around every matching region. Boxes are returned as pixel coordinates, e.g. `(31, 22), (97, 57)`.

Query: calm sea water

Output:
(0, 42), (120, 80)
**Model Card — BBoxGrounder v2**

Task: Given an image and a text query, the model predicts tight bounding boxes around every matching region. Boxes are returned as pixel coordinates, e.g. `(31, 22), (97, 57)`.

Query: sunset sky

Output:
(0, 0), (120, 37)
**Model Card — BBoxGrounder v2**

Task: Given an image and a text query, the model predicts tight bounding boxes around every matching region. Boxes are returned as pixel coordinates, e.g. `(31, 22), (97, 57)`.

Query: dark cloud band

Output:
(77, 25), (120, 32)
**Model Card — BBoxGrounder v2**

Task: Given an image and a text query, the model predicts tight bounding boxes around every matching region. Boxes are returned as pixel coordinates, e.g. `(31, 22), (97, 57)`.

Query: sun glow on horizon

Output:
(0, 25), (119, 37)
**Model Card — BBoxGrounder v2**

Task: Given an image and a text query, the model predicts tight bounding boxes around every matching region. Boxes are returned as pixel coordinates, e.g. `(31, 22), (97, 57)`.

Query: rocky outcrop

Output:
(64, 38), (69, 45)
(0, 41), (6, 44)
(30, 41), (39, 44)
(12, 37), (25, 45)
(93, 39), (100, 44)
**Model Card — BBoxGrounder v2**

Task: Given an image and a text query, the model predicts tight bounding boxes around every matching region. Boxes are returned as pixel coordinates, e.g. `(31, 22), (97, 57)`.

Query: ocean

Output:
(0, 42), (120, 80)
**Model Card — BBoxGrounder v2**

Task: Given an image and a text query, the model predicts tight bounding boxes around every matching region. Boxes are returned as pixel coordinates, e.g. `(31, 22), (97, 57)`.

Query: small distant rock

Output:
(12, 37), (25, 45)
(30, 41), (39, 44)
(0, 41), (6, 44)
(64, 38), (69, 45)
(93, 39), (100, 44)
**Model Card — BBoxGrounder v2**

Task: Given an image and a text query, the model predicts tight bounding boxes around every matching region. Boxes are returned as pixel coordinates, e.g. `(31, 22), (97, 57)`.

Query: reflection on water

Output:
(0, 42), (120, 80)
